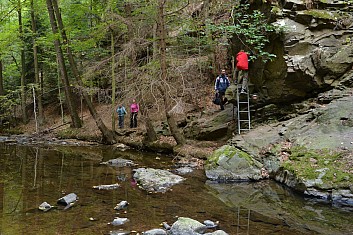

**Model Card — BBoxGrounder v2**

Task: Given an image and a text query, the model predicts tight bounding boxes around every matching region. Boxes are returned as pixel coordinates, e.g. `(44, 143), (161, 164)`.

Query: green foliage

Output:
(0, 89), (21, 126)
(207, 4), (277, 62)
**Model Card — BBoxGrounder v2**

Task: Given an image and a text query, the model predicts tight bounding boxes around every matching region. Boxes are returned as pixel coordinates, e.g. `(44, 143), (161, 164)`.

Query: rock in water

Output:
(133, 168), (185, 193)
(38, 202), (52, 212)
(162, 222), (171, 230)
(100, 158), (135, 167)
(114, 200), (129, 210)
(204, 220), (219, 228)
(108, 217), (129, 226)
(57, 193), (78, 206)
(143, 228), (167, 235)
(109, 231), (131, 235)
(92, 183), (120, 190)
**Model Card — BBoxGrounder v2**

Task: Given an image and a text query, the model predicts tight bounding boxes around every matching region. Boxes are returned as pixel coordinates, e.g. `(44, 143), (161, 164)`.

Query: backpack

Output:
(213, 92), (221, 105)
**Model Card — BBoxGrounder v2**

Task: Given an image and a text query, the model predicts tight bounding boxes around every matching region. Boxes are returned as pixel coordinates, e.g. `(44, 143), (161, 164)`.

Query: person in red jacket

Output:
(236, 50), (249, 94)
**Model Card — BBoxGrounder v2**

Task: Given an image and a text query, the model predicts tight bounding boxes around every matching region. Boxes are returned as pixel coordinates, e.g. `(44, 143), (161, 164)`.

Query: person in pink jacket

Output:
(130, 99), (139, 128)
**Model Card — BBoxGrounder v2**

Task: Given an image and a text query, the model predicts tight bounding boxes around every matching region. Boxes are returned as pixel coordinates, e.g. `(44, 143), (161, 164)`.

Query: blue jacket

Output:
(116, 106), (127, 116)
(215, 75), (230, 92)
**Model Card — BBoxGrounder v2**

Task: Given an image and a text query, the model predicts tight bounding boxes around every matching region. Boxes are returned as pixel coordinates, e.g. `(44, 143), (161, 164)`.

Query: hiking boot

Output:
(240, 89), (247, 94)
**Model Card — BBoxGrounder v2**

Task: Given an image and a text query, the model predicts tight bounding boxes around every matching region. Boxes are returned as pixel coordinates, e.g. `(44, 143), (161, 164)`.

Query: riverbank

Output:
(3, 108), (223, 165)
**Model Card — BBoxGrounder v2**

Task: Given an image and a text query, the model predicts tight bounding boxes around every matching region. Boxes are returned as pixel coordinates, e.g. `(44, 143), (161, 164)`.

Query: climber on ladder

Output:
(235, 49), (249, 94)
(235, 49), (251, 134)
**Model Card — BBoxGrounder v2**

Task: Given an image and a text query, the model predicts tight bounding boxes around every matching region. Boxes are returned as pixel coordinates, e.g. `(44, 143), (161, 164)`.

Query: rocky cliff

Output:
(261, 0), (353, 103)
(204, 0), (353, 207)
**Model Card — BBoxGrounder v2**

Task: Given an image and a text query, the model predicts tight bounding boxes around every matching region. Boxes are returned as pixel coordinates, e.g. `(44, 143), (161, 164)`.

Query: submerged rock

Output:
(133, 168), (185, 193)
(174, 166), (194, 175)
(101, 158), (135, 167)
(92, 183), (120, 190)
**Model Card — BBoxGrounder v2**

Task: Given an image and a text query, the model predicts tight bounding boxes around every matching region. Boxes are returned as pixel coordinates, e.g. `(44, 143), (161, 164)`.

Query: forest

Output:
(0, 0), (276, 145)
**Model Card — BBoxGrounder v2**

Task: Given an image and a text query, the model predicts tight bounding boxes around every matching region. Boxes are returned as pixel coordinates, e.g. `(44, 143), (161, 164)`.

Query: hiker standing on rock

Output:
(116, 104), (127, 129)
(214, 69), (230, 110)
(130, 99), (139, 128)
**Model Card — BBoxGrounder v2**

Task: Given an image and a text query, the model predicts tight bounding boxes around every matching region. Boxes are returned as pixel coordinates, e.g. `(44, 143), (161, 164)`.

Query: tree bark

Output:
(145, 115), (158, 143)
(46, 0), (81, 128)
(158, 0), (186, 146)
(0, 60), (4, 96)
(31, 0), (44, 127)
(51, 0), (116, 143)
(111, 30), (116, 131)
(18, 0), (28, 123)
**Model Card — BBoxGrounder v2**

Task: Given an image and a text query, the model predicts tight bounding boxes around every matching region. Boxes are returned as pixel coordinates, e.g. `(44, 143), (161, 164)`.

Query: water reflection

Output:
(206, 181), (353, 235)
(0, 142), (352, 234)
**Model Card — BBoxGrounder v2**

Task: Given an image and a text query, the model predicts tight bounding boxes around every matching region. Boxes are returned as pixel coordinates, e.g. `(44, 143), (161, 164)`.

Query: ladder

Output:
(236, 82), (251, 134)
(236, 207), (251, 235)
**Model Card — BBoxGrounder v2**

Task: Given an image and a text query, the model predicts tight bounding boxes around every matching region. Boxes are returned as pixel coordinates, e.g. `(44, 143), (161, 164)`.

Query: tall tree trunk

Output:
(158, 0), (185, 146)
(46, 0), (81, 128)
(202, 0), (210, 19)
(111, 30), (116, 131)
(18, 0), (28, 123)
(31, 0), (44, 127)
(0, 60), (4, 96)
(51, 0), (116, 143)
(152, 23), (158, 61)
(145, 114), (158, 142)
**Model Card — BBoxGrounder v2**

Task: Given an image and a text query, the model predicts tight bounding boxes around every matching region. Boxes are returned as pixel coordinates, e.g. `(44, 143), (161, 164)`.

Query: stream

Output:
(0, 141), (352, 234)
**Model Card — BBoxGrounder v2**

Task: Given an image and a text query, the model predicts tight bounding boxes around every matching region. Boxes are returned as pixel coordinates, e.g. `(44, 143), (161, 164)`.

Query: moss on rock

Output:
(280, 145), (353, 189)
(303, 9), (336, 20)
(206, 145), (257, 169)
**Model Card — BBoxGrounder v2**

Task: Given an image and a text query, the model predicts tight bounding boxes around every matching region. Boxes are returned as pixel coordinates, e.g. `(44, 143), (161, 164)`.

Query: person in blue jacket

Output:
(214, 69), (230, 110)
(116, 104), (127, 128)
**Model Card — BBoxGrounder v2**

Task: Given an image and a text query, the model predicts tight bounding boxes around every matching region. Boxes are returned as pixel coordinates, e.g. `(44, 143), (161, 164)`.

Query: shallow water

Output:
(0, 142), (352, 235)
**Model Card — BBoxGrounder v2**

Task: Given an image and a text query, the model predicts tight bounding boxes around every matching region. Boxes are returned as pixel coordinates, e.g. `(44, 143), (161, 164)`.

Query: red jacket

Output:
(236, 51), (248, 70)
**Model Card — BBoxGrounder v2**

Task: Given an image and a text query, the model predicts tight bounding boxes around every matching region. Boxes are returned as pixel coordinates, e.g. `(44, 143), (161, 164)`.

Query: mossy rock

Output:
(303, 9), (337, 20)
(205, 145), (263, 181)
(206, 145), (255, 167)
(280, 145), (353, 189)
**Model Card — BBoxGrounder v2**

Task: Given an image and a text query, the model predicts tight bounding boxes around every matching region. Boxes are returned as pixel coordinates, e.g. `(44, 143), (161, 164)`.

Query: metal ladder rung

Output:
(236, 75), (251, 135)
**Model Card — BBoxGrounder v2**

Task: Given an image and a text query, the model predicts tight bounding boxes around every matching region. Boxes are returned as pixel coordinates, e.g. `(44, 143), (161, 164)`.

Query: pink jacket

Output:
(130, 103), (139, 113)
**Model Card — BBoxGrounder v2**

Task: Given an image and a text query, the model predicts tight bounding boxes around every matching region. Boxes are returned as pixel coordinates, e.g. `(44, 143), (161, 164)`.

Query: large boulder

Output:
(133, 168), (185, 193)
(183, 106), (235, 140)
(205, 145), (264, 181)
(169, 217), (207, 235)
